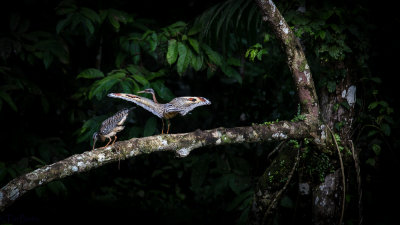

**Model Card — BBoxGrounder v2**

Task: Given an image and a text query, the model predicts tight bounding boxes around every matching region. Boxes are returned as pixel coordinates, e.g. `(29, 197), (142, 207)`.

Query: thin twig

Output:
(263, 146), (300, 223)
(327, 126), (346, 225)
(267, 140), (287, 160)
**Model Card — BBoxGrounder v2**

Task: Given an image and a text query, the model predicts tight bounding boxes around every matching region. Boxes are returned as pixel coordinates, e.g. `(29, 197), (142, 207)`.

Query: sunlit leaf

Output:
(166, 39), (178, 65)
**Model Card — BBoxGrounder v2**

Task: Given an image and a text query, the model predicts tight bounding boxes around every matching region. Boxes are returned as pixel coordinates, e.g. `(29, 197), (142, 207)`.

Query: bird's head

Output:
(137, 88), (155, 95)
(92, 132), (101, 150)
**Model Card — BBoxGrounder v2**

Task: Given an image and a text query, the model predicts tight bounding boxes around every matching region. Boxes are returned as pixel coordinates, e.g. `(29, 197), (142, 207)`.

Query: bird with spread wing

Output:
(107, 89), (211, 134)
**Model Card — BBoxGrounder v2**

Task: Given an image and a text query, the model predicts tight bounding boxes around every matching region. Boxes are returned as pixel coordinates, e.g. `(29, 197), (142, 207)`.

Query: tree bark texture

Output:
(253, 1), (357, 225)
(0, 122), (310, 211)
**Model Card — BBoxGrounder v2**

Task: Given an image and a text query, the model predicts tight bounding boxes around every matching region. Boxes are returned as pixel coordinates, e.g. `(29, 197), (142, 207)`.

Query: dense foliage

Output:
(1, 0), (398, 224)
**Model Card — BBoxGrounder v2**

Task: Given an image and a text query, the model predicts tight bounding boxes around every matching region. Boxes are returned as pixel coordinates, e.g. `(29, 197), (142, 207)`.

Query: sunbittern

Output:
(92, 107), (135, 150)
(107, 89), (211, 134)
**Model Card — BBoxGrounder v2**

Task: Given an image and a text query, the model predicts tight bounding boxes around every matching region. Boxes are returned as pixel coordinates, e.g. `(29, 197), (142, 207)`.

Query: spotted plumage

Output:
(92, 107), (135, 150)
(107, 89), (211, 133)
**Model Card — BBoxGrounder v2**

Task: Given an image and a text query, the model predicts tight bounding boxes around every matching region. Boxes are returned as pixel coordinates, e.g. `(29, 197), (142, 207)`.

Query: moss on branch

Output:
(0, 121), (310, 212)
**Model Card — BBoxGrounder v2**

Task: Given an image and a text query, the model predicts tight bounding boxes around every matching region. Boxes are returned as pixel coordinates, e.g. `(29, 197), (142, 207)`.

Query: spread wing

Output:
(168, 97), (211, 116)
(108, 93), (163, 118)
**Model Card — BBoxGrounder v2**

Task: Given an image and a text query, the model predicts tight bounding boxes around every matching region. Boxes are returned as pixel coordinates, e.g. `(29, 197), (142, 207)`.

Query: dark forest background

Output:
(0, 0), (399, 224)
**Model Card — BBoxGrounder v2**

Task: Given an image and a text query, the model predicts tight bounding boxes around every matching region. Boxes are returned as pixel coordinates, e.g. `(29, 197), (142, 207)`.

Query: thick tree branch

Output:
(256, 0), (320, 122)
(0, 121), (311, 212)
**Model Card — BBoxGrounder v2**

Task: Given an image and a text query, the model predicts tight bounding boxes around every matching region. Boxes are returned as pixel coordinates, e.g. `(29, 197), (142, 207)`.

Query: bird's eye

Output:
(188, 98), (197, 102)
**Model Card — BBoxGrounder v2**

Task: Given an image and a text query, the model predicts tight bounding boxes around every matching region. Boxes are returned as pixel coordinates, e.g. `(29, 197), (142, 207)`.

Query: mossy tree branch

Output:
(256, 0), (320, 122)
(0, 121), (311, 211)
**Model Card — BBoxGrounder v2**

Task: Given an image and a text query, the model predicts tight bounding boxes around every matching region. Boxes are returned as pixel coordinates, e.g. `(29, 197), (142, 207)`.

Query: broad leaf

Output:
(188, 38), (200, 53)
(166, 39), (178, 65)
(77, 68), (104, 79)
(177, 42), (191, 75)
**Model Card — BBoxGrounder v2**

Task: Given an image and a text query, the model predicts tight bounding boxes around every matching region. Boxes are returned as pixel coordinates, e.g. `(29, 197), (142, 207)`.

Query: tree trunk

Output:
(252, 1), (358, 225)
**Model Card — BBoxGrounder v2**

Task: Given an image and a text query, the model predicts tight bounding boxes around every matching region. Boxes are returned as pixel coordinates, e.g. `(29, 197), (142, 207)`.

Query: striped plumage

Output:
(92, 107), (134, 150)
(107, 89), (211, 134)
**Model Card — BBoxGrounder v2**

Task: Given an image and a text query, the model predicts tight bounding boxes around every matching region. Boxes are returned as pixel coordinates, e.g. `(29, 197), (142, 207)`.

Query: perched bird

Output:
(108, 89), (211, 134)
(92, 107), (135, 150)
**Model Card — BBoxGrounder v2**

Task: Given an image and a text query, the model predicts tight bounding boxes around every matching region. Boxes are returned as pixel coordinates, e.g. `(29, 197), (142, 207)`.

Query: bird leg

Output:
(161, 118), (165, 134)
(111, 135), (117, 145)
(104, 137), (113, 148)
(166, 120), (171, 134)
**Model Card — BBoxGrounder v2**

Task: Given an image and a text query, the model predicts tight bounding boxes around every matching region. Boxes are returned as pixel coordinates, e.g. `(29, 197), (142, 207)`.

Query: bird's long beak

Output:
(137, 90), (146, 94)
(92, 138), (97, 150)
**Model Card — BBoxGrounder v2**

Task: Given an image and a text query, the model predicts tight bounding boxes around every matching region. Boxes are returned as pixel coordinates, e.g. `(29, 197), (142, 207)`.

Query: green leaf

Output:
(77, 68), (104, 79)
(190, 156), (210, 190)
(168, 21), (186, 28)
(115, 52), (127, 68)
(366, 158), (375, 167)
(126, 64), (144, 76)
(191, 54), (203, 71)
(56, 15), (72, 34)
(108, 14), (120, 30)
(120, 79), (135, 93)
(380, 123), (391, 136)
(89, 72), (125, 100)
(177, 42), (191, 75)
(132, 74), (149, 86)
(43, 52), (53, 69)
(0, 90), (17, 111)
(48, 181), (67, 196)
(221, 64), (242, 84)
(227, 190), (253, 211)
(368, 101), (379, 110)
(256, 49), (267, 61)
(202, 43), (222, 66)
(227, 57), (241, 66)
(81, 17), (95, 34)
(151, 80), (175, 101)
(371, 144), (381, 155)
(188, 38), (200, 53)
(148, 32), (158, 52)
(166, 39), (178, 65)
(80, 7), (101, 23)
(143, 117), (157, 136)
(188, 24), (201, 35)
(327, 81), (336, 93)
